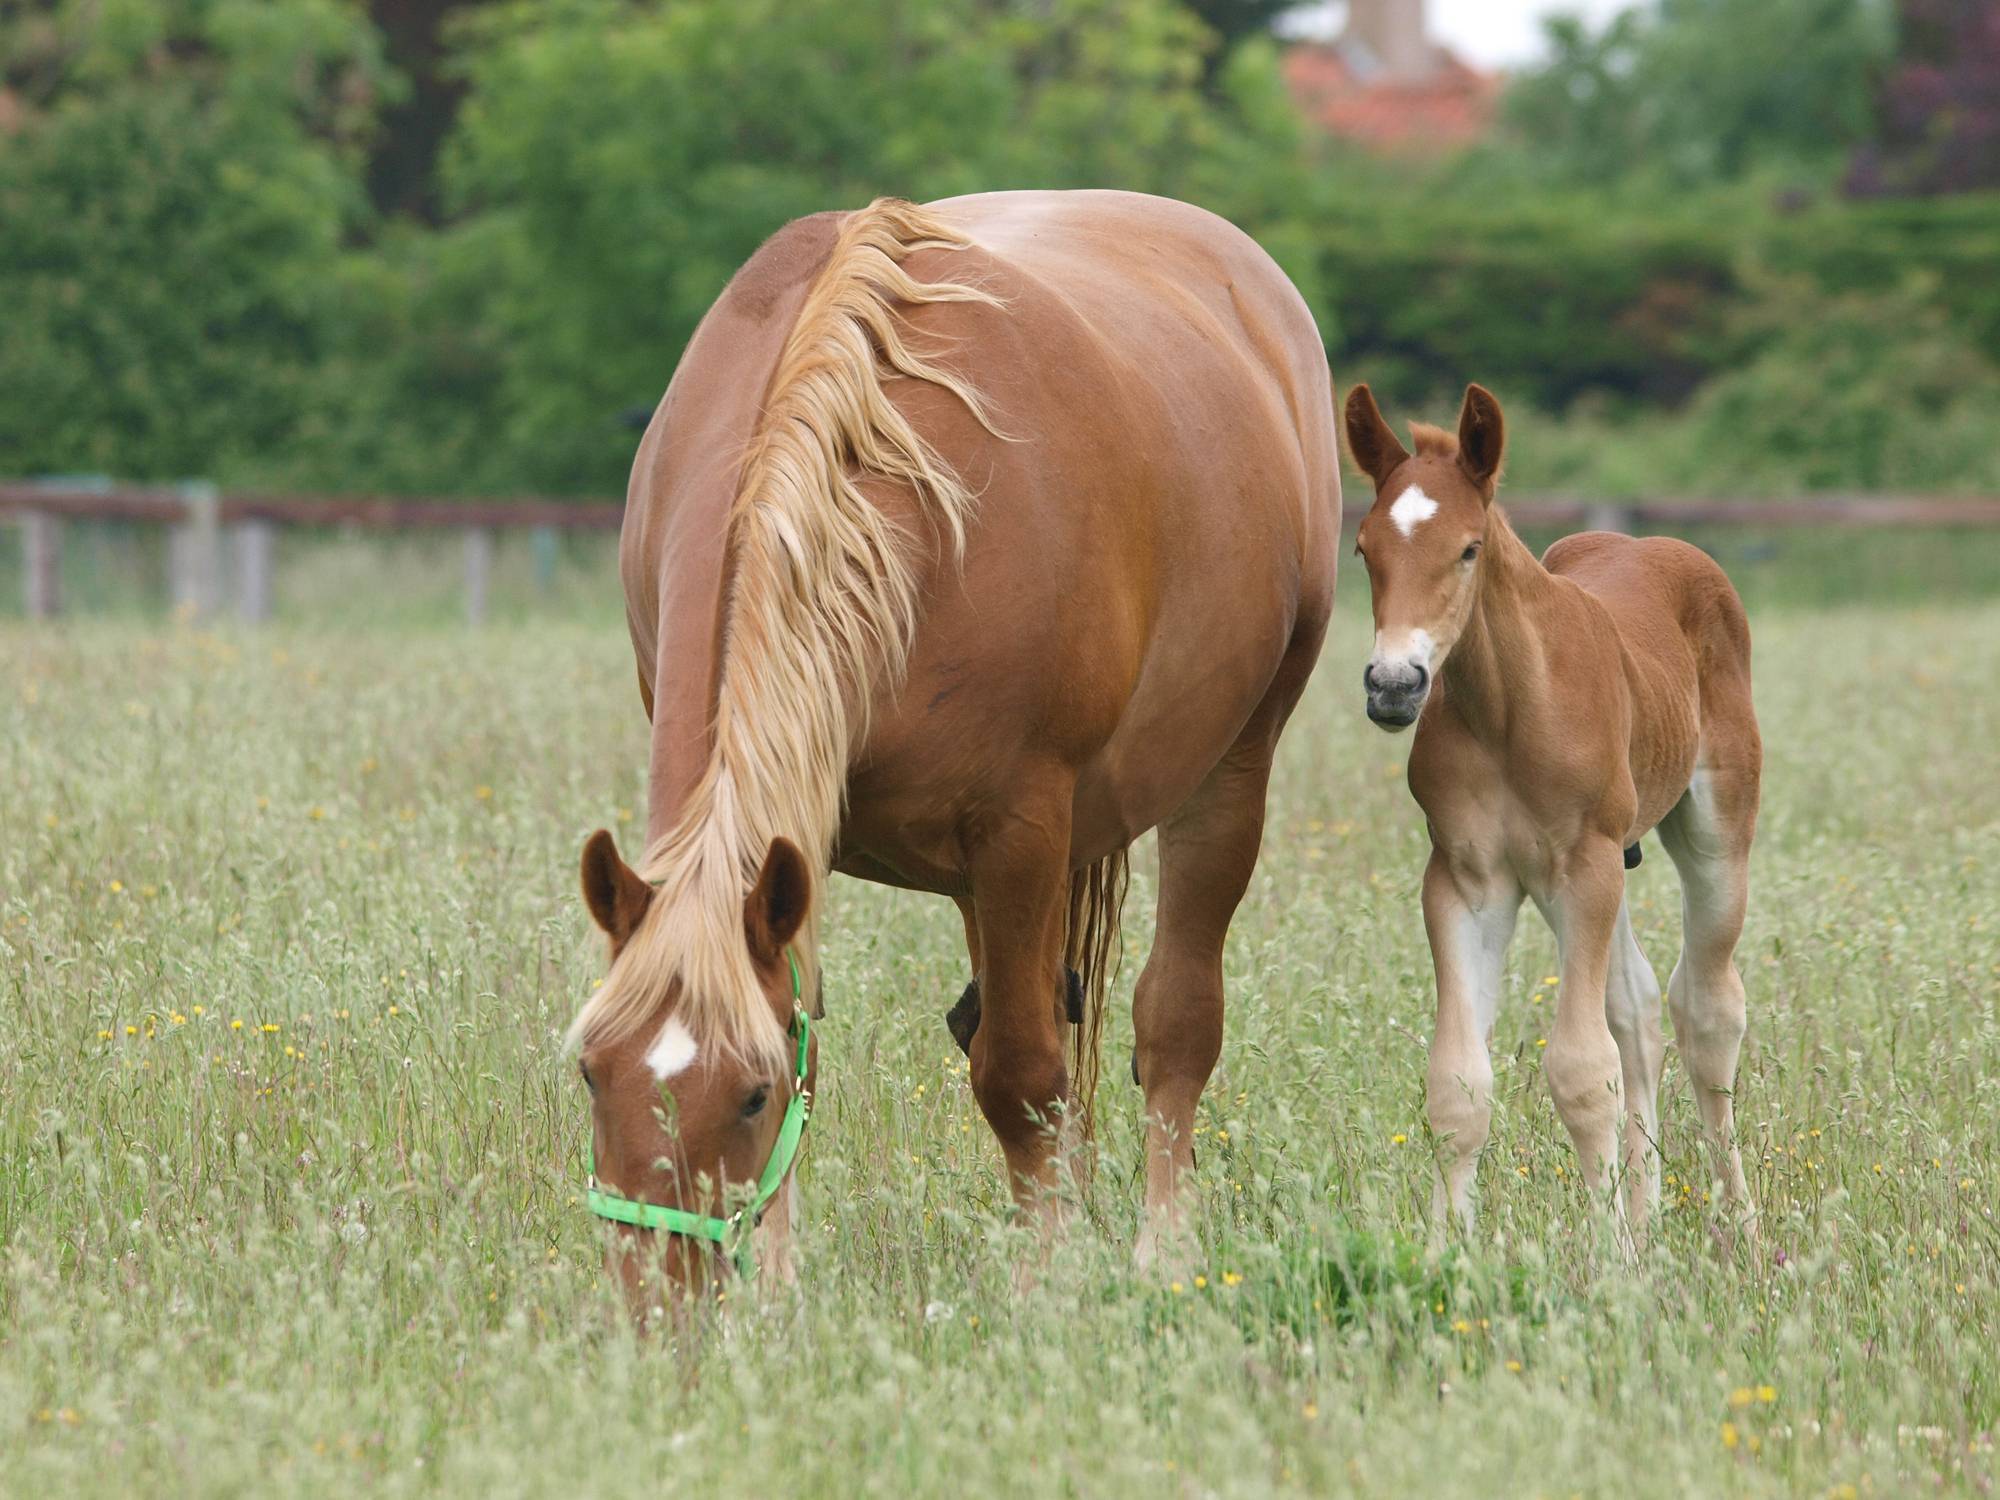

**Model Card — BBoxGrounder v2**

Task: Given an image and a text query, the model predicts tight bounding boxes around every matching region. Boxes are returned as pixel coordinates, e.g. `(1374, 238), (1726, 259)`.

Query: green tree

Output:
(0, 0), (390, 480)
(1504, 0), (1895, 185)
(429, 0), (1314, 493)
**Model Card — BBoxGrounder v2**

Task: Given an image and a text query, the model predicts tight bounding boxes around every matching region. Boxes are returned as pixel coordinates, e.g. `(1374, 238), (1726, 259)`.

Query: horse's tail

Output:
(1065, 845), (1130, 1139)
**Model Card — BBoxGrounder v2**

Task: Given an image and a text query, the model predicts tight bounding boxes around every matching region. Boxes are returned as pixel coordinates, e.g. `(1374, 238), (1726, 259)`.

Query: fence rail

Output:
(6, 481), (2000, 625)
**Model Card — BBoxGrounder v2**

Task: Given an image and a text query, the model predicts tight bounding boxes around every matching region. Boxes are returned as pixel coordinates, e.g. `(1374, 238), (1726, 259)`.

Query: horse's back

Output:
(1543, 530), (1757, 813)
(887, 191), (1341, 848)
(1543, 532), (1752, 680)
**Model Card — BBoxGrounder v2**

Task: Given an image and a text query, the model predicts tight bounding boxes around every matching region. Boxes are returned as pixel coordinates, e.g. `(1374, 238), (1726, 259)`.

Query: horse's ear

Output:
(1456, 383), (1506, 500)
(1344, 383), (1410, 489)
(581, 830), (652, 944)
(744, 837), (811, 969)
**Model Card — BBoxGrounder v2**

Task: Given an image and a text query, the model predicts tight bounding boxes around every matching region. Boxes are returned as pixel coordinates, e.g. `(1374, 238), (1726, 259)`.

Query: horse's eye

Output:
(741, 1085), (770, 1119)
(579, 1061), (597, 1094)
(1461, 542), (1481, 562)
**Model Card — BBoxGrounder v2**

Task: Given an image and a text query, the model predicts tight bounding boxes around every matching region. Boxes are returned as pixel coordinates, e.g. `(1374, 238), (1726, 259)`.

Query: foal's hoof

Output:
(945, 980), (980, 1057)
(1064, 966), (1085, 1026)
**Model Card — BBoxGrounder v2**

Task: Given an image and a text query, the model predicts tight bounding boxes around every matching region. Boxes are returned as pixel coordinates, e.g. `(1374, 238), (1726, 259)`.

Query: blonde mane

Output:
(571, 198), (1001, 1063)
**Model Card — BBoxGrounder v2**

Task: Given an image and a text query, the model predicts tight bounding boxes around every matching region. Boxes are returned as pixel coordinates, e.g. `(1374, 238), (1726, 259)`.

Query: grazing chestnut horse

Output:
(572, 192), (1339, 1298)
(1344, 383), (1760, 1243)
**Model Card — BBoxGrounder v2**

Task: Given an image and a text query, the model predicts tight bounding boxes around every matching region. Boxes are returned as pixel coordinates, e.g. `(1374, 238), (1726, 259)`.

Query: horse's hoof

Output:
(945, 980), (980, 1056)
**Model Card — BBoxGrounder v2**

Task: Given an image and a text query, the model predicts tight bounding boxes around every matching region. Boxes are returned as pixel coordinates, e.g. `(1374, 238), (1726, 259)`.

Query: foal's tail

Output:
(1065, 846), (1130, 1139)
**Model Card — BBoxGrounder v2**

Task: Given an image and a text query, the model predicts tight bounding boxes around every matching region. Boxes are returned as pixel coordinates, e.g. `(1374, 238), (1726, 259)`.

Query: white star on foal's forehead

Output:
(1388, 485), (1439, 538)
(645, 1017), (700, 1080)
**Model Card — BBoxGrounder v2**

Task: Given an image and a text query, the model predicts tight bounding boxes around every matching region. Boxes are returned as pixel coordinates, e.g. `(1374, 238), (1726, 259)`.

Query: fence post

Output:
(234, 518), (275, 624)
(1585, 500), (1635, 534)
(464, 526), (495, 626)
(170, 481), (222, 620)
(23, 510), (62, 619)
(530, 524), (558, 596)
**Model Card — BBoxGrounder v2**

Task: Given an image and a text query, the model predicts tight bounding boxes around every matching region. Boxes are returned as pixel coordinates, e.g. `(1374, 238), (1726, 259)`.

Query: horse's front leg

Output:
(1423, 850), (1520, 1238)
(964, 782), (1078, 1234)
(1543, 836), (1633, 1248)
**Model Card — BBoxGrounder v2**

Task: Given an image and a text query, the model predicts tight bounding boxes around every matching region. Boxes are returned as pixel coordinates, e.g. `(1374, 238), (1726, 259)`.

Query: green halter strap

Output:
(584, 949), (810, 1277)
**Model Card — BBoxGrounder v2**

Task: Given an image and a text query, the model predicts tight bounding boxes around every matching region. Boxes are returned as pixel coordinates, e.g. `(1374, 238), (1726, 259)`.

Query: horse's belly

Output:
(1622, 646), (1704, 839)
(1069, 571), (1303, 857)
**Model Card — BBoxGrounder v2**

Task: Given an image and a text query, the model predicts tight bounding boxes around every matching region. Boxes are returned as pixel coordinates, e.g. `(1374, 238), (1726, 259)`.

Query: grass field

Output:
(4, 574), (1997, 1496)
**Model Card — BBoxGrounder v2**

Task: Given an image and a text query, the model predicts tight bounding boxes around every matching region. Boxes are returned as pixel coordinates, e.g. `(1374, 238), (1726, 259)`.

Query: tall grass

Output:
(2, 583), (1995, 1495)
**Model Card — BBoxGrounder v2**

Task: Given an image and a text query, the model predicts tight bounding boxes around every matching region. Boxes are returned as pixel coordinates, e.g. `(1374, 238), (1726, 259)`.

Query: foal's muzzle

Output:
(1363, 659), (1428, 730)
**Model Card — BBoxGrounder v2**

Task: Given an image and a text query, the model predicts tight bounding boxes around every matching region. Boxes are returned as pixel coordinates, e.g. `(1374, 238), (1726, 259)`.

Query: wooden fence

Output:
(5, 480), (1999, 625)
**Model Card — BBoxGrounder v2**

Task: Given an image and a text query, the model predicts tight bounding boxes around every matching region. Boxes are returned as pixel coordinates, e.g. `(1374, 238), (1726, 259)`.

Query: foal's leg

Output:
(965, 781), (1078, 1227)
(1423, 853), (1521, 1237)
(1604, 898), (1665, 1234)
(1542, 837), (1631, 1236)
(1657, 768), (1757, 1229)
(1131, 744), (1273, 1272)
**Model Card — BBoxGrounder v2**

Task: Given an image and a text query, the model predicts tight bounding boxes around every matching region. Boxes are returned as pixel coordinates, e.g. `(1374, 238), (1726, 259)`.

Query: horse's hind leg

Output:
(1131, 741), (1273, 1273)
(1657, 762), (1758, 1232)
(1605, 898), (1665, 1234)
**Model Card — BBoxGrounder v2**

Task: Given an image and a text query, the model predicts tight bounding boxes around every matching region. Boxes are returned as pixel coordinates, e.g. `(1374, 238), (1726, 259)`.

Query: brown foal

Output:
(1345, 383), (1761, 1244)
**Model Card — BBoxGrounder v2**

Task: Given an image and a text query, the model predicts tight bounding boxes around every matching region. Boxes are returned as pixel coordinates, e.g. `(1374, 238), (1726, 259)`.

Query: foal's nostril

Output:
(1410, 663), (1428, 694)
(1363, 662), (1381, 692)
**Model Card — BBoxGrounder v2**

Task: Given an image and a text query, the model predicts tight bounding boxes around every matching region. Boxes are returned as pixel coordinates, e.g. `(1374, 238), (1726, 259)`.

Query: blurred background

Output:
(3, 0), (1997, 617)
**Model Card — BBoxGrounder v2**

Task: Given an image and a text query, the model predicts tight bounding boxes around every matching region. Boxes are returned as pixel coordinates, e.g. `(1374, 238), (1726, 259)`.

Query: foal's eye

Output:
(578, 1061), (597, 1095)
(741, 1085), (770, 1119)
(1461, 541), (1481, 562)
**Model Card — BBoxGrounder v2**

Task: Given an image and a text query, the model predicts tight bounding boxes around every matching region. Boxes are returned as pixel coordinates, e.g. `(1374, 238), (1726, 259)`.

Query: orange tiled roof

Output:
(1283, 42), (1500, 153)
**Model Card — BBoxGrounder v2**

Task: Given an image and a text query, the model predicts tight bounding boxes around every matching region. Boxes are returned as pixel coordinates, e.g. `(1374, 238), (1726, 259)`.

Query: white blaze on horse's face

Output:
(1356, 466), (1490, 732)
(645, 1016), (700, 1080)
(1389, 485), (1440, 538)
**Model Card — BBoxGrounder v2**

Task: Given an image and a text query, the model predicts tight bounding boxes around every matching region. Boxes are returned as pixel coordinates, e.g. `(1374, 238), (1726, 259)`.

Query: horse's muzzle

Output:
(1363, 659), (1427, 730)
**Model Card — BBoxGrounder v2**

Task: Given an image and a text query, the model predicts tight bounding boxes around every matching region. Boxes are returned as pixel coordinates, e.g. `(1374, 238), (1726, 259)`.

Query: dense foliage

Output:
(2, 0), (1997, 498)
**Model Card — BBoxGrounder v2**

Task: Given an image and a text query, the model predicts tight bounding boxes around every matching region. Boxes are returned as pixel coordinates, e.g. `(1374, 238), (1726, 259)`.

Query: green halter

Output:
(584, 949), (811, 1277)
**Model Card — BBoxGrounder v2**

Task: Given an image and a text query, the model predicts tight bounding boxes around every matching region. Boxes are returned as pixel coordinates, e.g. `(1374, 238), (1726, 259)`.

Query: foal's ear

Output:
(744, 837), (811, 969)
(580, 829), (653, 944)
(1344, 384), (1411, 489)
(1456, 383), (1506, 499)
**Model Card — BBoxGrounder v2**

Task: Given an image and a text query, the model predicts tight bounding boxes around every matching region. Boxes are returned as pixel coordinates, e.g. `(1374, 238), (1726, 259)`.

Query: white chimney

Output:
(1343, 0), (1438, 81)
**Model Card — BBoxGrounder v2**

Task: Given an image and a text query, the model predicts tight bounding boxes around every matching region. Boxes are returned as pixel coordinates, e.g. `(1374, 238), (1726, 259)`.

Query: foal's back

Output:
(1545, 532), (1753, 699)
(1543, 531), (1757, 824)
